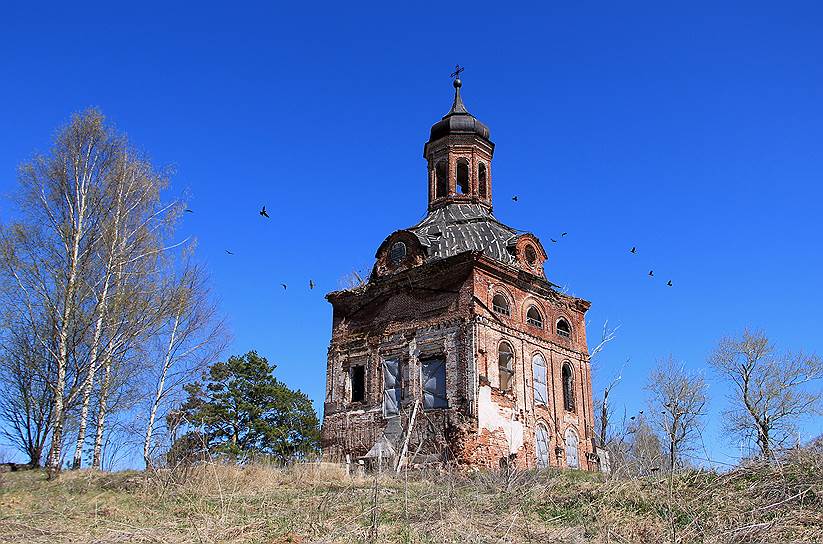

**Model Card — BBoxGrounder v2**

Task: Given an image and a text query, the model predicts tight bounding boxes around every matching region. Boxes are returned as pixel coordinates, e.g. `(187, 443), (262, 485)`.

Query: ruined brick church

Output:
(321, 74), (600, 471)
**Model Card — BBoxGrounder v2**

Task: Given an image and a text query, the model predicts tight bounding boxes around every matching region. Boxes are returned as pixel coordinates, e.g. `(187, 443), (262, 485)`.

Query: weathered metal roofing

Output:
(407, 203), (520, 265)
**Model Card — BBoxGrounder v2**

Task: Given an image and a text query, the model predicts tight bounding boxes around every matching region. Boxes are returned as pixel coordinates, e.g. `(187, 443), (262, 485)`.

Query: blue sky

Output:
(1, 1), (821, 467)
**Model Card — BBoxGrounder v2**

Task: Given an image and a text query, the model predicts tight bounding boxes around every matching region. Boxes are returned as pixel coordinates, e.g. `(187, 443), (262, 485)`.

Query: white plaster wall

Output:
(477, 385), (524, 454)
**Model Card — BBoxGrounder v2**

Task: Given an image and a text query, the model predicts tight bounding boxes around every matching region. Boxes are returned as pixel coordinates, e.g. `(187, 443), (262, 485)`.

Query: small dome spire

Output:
(427, 68), (490, 142)
(450, 77), (468, 115)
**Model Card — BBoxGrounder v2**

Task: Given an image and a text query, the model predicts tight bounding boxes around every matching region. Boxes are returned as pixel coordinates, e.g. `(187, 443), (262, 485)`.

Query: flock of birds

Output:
(194, 197), (674, 293)
(190, 205), (317, 292)
(511, 194), (674, 288)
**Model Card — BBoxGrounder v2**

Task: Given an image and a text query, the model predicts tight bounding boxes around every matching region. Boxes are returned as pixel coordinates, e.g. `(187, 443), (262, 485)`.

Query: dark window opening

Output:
(525, 245), (537, 266)
(435, 161), (448, 198)
(456, 158), (469, 194)
(498, 342), (514, 392)
(350, 365), (365, 403)
(478, 163), (487, 198)
(557, 318), (571, 338)
(492, 294), (511, 316)
(422, 358), (447, 409)
(526, 306), (543, 328)
(562, 362), (575, 412)
(389, 241), (407, 264)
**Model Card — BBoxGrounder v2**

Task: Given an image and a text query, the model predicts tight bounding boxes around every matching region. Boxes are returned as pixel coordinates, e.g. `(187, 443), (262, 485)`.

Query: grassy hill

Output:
(0, 449), (821, 543)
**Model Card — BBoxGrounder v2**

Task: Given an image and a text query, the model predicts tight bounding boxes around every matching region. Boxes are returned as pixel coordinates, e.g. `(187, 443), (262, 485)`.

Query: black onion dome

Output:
(429, 78), (491, 142)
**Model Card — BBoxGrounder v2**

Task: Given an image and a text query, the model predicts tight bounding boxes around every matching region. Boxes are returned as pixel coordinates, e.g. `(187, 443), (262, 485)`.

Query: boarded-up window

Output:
(350, 365), (365, 403)
(565, 428), (579, 468)
(422, 358), (447, 409)
(535, 424), (550, 468)
(533, 353), (548, 406)
(383, 359), (401, 417)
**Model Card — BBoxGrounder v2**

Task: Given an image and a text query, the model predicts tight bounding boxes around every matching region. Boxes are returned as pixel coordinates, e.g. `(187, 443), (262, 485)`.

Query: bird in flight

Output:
(309, 279), (315, 290)
(550, 238), (557, 243)
(561, 232), (568, 237)
(280, 283), (287, 291)
(185, 208), (194, 213)
(260, 206), (270, 218)
(225, 250), (234, 255)
(512, 195), (518, 202)
(630, 246), (637, 254)
(648, 270), (654, 277)
(667, 280), (673, 287)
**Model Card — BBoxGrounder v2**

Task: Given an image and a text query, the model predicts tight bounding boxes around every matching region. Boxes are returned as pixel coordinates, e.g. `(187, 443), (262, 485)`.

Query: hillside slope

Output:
(0, 451), (821, 543)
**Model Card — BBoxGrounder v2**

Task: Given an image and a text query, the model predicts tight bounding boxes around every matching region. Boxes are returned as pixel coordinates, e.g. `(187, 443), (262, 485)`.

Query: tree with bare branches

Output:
(142, 262), (227, 469)
(709, 329), (823, 460)
(645, 356), (707, 471)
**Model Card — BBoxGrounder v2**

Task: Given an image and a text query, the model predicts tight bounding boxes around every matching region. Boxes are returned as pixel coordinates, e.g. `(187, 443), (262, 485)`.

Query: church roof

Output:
(407, 203), (520, 265)
(428, 78), (491, 143)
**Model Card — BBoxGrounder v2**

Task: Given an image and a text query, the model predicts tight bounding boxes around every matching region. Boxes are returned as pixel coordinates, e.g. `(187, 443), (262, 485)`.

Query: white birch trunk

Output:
(143, 311), (181, 469)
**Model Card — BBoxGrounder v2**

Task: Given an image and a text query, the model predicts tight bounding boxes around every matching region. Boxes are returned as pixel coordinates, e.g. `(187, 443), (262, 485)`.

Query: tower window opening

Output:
(526, 306), (543, 328)
(456, 158), (469, 194)
(350, 365), (365, 403)
(478, 163), (487, 198)
(557, 318), (571, 338)
(435, 161), (448, 198)
(498, 342), (514, 392)
(492, 294), (510, 316)
(562, 362), (575, 412)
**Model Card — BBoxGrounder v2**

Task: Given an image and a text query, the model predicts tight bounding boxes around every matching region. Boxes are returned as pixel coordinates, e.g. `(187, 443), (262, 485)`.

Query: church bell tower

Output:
(423, 67), (495, 211)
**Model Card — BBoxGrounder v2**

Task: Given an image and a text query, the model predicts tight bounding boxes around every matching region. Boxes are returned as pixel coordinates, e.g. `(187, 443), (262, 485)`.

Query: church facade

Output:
(321, 76), (600, 471)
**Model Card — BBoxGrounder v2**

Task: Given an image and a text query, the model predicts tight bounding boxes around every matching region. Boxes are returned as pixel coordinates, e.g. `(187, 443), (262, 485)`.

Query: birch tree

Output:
(709, 329), (823, 460)
(70, 136), (179, 469)
(142, 263), (226, 469)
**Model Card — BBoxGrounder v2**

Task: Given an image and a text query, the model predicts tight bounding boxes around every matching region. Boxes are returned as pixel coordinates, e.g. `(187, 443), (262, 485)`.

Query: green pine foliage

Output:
(175, 351), (320, 463)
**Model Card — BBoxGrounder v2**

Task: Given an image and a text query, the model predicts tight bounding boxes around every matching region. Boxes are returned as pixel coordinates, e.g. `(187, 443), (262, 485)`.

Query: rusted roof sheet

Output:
(408, 203), (521, 265)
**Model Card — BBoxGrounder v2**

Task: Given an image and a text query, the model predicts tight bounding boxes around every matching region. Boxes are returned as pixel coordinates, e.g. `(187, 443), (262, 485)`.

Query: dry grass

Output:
(0, 450), (821, 543)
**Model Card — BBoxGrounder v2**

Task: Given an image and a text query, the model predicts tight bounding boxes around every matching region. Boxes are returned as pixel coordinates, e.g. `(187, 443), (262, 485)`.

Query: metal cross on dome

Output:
(450, 64), (464, 80)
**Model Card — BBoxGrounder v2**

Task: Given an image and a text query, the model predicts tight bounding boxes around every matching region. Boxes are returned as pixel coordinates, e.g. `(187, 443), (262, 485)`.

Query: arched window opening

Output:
(492, 294), (510, 316)
(562, 362), (575, 412)
(435, 161), (448, 198)
(526, 306), (543, 328)
(556, 318), (571, 338)
(564, 428), (579, 468)
(535, 424), (550, 468)
(532, 353), (548, 406)
(478, 163), (487, 198)
(389, 241), (407, 264)
(498, 342), (514, 392)
(456, 158), (469, 194)
(525, 245), (537, 266)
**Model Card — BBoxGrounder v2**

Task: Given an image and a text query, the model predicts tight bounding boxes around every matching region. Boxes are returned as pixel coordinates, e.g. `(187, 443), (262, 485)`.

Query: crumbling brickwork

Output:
(321, 77), (599, 472)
